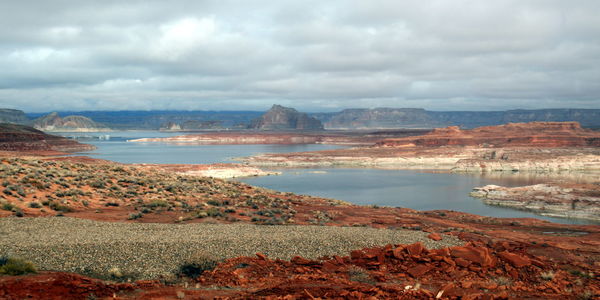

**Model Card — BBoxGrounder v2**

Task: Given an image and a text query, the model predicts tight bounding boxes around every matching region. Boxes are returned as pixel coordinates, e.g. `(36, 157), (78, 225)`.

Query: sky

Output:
(0, 0), (599, 113)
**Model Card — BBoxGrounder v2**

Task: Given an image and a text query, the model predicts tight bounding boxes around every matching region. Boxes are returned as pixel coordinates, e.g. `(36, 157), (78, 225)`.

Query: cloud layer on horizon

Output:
(0, 0), (599, 112)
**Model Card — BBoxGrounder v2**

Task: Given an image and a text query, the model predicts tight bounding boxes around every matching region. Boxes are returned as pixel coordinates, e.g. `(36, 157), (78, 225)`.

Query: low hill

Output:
(33, 112), (109, 132)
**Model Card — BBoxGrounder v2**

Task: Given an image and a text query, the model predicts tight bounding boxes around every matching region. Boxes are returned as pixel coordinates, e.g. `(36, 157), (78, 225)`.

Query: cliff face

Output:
(251, 105), (323, 130)
(0, 123), (95, 152)
(33, 112), (109, 132)
(376, 122), (600, 148)
(0, 109), (29, 124)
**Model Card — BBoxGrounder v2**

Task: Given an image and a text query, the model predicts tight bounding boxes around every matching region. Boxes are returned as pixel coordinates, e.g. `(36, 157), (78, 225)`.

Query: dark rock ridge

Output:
(0, 123), (95, 152)
(33, 112), (108, 132)
(250, 105), (324, 130)
(317, 108), (600, 129)
(0, 109), (29, 124)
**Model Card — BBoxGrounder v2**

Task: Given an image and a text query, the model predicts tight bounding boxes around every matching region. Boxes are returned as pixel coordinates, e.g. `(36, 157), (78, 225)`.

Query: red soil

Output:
(377, 122), (600, 148)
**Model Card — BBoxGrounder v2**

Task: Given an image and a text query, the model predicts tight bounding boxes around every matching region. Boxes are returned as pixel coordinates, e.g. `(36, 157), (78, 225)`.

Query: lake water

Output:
(69, 131), (599, 225)
(70, 131), (343, 164)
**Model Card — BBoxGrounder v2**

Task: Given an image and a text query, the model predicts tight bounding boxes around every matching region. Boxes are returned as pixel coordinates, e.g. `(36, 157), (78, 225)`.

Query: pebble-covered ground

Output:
(0, 217), (461, 280)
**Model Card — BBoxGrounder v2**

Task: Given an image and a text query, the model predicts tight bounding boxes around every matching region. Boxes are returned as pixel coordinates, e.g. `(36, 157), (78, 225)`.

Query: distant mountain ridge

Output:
(314, 108), (600, 129)
(8, 107), (600, 130)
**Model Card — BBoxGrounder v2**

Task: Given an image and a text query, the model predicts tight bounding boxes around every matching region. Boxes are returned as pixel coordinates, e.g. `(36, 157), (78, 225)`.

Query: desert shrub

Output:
(105, 202), (120, 207)
(178, 252), (219, 278)
(206, 207), (223, 217)
(49, 201), (72, 212)
(28, 202), (42, 208)
(144, 200), (169, 208)
(0, 257), (37, 275)
(127, 212), (143, 220)
(1, 201), (16, 211)
(89, 180), (106, 189)
(206, 200), (222, 206)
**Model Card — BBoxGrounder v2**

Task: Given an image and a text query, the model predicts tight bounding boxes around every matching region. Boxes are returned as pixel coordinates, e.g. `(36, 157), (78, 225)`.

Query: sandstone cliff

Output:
(376, 122), (600, 148)
(33, 112), (109, 132)
(251, 105), (323, 130)
(0, 123), (96, 152)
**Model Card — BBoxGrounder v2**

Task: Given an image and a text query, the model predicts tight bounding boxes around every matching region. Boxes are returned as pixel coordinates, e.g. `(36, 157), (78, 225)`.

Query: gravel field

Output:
(0, 217), (462, 280)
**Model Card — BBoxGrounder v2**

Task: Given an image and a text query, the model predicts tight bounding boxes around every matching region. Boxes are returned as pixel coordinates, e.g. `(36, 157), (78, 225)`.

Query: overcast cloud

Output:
(0, 0), (599, 112)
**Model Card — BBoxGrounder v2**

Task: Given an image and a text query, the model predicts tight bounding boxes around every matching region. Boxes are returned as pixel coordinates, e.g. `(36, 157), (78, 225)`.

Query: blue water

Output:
(240, 168), (599, 225)
(68, 131), (342, 164)
(66, 131), (599, 225)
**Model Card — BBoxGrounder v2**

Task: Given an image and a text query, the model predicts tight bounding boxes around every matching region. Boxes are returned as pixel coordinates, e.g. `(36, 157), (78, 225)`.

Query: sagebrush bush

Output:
(0, 257), (37, 275)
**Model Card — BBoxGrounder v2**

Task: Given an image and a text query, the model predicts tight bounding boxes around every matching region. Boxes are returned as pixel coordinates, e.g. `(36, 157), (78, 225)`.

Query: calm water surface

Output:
(68, 131), (599, 225)
(69, 131), (342, 164)
(240, 168), (599, 225)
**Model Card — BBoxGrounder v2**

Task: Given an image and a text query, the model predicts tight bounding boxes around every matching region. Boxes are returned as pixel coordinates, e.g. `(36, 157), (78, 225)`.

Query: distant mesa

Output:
(0, 123), (95, 152)
(250, 105), (324, 131)
(0, 108), (30, 124)
(33, 112), (109, 132)
(318, 108), (600, 129)
(376, 121), (600, 148)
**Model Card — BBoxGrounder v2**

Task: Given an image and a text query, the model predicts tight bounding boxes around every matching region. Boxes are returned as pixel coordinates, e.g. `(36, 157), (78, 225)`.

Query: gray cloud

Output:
(0, 0), (599, 112)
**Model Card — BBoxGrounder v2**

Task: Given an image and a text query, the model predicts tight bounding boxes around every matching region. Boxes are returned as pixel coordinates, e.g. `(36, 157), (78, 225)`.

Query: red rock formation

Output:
(0, 123), (95, 152)
(3, 241), (597, 299)
(377, 122), (600, 148)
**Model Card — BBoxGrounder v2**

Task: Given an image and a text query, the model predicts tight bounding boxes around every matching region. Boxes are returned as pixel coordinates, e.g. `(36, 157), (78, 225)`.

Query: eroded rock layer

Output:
(377, 122), (600, 148)
(470, 183), (600, 221)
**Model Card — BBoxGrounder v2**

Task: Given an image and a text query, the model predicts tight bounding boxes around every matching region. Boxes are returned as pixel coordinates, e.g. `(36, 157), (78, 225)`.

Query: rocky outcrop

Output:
(377, 122), (600, 148)
(251, 105), (323, 130)
(0, 123), (95, 152)
(33, 112), (109, 132)
(0, 108), (29, 124)
(470, 183), (600, 221)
